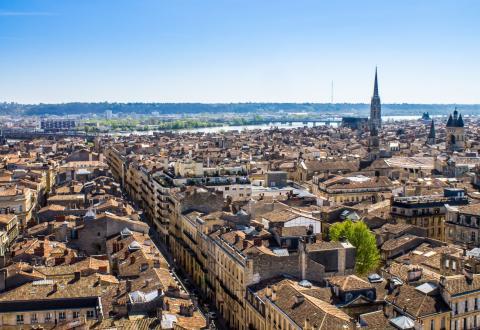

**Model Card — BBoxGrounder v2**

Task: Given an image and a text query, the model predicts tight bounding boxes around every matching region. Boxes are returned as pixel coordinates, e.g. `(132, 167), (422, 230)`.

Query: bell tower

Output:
(446, 108), (465, 152)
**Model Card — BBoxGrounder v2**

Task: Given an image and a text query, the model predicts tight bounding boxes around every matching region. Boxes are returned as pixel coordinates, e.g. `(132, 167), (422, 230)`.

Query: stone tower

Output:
(369, 67), (382, 131)
(368, 124), (380, 161)
(446, 108), (465, 152)
(427, 119), (436, 145)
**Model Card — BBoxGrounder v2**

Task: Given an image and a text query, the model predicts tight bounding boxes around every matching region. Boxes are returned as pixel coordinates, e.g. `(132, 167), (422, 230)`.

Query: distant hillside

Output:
(1, 102), (479, 116)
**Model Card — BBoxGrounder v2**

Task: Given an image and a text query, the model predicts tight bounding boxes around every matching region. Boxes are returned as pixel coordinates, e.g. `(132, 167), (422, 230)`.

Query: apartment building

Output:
(0, 185), (35, 229)
(312, 174), (393, 205)
(0, 214), (19, 248)
(0, 273), (115, 327)
(392, 188), (469, 241)
(445, 203), (480, 248)
(246, 278), (355, 330)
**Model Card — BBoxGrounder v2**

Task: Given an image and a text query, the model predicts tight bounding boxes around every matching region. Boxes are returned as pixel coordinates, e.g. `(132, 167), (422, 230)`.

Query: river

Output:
(111, 115), (428, 135)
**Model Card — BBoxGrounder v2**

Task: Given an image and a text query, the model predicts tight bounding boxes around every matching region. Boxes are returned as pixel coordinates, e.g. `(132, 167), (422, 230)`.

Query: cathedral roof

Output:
(428, 120), (435, 138)
(446, 110), (464, 128)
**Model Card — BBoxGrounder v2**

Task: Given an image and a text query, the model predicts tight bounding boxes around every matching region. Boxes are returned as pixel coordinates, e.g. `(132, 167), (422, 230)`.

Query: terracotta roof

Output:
(359, 310), (396, 330)
(270, 280), (354, 330)
(327, 275), (373, 291)
(381, 235), (421, 252)
(0, 214), (16, 225)
(457, 203), (480, 216)
(442, 274), (480, 296)
(261, 209), (305, 223)
(385, 284), (449, 317)
(0, 273), (118, 302)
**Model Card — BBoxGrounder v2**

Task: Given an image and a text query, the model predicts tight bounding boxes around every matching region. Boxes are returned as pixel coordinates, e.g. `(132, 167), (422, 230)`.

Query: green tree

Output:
(329, 220), (380, 275)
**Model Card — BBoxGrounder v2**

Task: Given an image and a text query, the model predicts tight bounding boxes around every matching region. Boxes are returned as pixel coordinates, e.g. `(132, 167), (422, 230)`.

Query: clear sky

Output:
(0, 0), (479, 104)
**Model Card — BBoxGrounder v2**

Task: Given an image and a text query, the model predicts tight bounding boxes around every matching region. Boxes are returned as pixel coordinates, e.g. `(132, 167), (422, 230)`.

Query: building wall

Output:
(0, 307), (98, 326)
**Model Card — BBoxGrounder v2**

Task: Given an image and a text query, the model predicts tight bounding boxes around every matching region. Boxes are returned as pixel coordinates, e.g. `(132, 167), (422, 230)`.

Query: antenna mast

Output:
(331, 80), (334, 104)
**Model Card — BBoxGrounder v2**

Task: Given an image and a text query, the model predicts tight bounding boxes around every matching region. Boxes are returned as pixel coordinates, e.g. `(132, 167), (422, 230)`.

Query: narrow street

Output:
(126, 199), (225, 329)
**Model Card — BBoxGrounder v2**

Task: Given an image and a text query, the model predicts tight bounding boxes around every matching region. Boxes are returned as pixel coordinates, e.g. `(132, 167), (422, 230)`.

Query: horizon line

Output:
(2, 101), (480, 106)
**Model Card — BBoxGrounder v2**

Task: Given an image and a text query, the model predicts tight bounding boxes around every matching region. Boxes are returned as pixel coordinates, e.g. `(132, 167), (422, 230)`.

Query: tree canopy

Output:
(329, 220), (380, 275)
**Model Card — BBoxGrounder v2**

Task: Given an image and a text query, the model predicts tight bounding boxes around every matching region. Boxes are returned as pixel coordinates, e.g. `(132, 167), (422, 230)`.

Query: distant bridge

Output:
(250, 118), (343, 125)
(1, 129), (97, 142)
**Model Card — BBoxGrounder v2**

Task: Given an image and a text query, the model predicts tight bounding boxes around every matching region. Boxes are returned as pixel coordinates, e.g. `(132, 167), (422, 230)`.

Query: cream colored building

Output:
(0, 186), (35, 229)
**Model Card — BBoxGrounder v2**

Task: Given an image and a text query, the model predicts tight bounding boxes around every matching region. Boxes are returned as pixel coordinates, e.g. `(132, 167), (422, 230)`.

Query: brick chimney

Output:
(271, 286), (277, 302)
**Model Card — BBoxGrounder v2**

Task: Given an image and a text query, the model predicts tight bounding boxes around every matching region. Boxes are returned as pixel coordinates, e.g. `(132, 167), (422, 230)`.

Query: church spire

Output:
(369, 67), (382, 130)
(427, 119), (436, 146)
(373, 66), (379, 97)
(428, 119), (435, 138)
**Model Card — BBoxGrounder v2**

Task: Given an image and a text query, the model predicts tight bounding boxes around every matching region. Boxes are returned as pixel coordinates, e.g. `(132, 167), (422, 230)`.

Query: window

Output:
(430, 319), (435, 330)
(16, 315), (24, 325)
(45, 313), (52, 322)
(73, 311), (80, 319)
(31, 313), (38, 323)
(472, 232), (476, 243)
(452, 261), (457, 271)
(87, 310), (95, 319)
(59, 312), (66, 320)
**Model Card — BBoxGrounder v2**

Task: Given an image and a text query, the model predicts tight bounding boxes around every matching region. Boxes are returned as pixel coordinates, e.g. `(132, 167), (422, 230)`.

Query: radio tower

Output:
(331, 80), (334, 104)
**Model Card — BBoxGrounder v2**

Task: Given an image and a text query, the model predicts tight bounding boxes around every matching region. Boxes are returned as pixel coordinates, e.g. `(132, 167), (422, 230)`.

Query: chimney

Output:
(47, 221), (54, 233)
(51, 283), (58, 294)
(74, 271), (81, 282)
(439, 275), (446, 288)
(304, 318), (311, 330)
(144, 278), (151, 288)
(163, 300), (170, 311)
(407, 268), (422, 283)
(0, 268), (7, 292)
(271, 286), (277, 302)
(265, 286), (272, 298)
(294, 295), (304, 304)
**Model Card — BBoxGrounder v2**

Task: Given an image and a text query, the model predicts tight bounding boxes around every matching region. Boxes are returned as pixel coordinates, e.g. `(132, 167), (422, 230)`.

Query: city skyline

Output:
(1, 0), (479, 104)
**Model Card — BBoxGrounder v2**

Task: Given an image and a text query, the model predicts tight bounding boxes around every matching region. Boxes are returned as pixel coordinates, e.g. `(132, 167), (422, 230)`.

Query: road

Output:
(129, 200), (226, 329)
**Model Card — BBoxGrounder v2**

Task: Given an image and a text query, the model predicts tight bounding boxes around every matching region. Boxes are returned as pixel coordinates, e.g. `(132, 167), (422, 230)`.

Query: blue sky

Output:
(0, 0), (479, 104)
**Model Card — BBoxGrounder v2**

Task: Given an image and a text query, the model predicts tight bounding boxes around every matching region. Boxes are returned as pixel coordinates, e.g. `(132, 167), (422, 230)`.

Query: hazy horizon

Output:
(1, 0), (479, 104)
